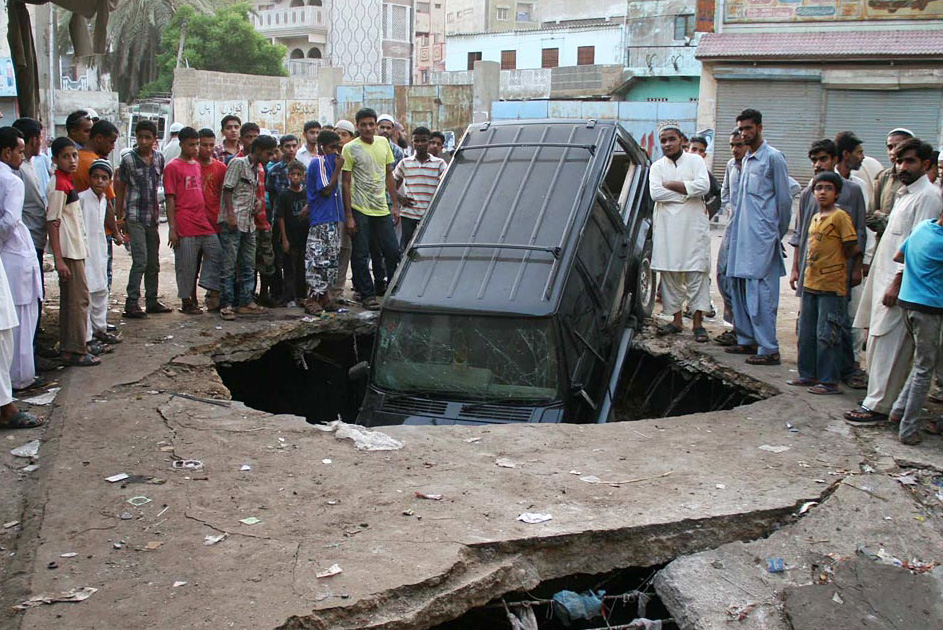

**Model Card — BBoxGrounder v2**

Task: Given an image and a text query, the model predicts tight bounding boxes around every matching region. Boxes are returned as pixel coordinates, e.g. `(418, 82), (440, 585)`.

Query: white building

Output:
(445, 21), (625, 71)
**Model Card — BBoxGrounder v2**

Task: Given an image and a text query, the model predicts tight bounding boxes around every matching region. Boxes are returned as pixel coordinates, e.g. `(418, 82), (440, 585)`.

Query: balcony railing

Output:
(253, 6), (326, 35)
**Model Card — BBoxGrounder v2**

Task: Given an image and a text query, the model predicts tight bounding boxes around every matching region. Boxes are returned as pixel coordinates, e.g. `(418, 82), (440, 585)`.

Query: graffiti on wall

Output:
(725, 0), (943, 21)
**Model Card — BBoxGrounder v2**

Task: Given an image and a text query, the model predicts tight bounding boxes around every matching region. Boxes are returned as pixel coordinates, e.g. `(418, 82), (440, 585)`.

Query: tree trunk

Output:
(7, 1), (40, 119)
(175, 18), (188, 68)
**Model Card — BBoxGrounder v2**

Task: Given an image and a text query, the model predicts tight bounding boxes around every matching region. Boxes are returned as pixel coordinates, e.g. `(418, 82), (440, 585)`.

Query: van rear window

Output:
(374, 312), (560, 403)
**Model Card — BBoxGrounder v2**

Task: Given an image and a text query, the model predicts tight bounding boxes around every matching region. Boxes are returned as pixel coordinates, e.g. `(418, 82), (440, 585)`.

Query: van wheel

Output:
(635, 240), (655, 319)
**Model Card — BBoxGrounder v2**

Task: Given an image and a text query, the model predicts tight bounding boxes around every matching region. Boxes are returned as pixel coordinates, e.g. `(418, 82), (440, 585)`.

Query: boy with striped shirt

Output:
(393, 126), (446, 249)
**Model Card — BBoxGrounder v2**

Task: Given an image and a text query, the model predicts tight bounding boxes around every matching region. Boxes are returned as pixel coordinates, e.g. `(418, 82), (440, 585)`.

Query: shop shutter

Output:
(824, 88), (943, 170)
(714, 79), (824, 183)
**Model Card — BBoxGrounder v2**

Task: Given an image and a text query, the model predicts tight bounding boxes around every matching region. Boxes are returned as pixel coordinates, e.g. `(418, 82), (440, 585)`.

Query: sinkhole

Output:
(430, 565), (675, 630)
(215, 330), (771, 425)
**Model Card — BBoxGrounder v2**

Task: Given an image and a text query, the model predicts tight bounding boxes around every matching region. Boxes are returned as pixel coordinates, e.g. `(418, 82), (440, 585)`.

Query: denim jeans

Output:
(400, 216), (420, 251)
(892, 308), (943, 441)
(218, 226), (257, 308)
(351, 211), (401, 300)
(797, 291), (844, 385)
(125, 220), (160, 306)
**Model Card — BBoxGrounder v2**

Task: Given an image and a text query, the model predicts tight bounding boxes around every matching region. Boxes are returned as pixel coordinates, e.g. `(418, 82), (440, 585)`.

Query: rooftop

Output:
(696, 29), (943, 60)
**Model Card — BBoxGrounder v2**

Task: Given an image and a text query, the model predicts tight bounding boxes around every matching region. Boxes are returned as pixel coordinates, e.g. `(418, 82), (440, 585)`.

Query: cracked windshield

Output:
(374, 312), (559, 402)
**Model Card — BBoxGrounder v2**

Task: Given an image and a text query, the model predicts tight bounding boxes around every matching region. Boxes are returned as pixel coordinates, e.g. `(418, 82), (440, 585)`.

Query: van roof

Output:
(387, 119), (626, 317)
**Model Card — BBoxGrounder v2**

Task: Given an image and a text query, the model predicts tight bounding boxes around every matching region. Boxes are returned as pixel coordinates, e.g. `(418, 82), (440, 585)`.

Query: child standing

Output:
(304, 130), (345, 314)
(164, 127), (222, 315)
(46, 137), (97, 366)
(276, 160), (309, 306)
(78, 159), (122, 350)
(884, 211), (943, 444)
(116, 120), (168, 318)
(789, 171), (860, 395)
(393, 126), (446, 249)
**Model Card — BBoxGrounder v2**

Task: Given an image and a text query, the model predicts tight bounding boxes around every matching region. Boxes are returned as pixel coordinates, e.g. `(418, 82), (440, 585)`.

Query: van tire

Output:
(635, 240), (655, 320)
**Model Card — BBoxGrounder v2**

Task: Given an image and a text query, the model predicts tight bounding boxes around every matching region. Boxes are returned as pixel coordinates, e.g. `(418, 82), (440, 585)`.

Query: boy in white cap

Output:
(162, 121), (185, 162)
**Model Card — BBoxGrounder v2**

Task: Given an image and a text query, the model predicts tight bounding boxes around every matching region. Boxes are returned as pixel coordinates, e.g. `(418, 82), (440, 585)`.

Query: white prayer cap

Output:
(377, 114), (395, 124)
(335, 120), (356, 134)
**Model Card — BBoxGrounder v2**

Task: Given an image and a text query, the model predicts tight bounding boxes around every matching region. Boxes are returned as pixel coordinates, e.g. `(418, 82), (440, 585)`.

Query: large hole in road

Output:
(215, 331), (770, 424)
(431, 565), (675, 630)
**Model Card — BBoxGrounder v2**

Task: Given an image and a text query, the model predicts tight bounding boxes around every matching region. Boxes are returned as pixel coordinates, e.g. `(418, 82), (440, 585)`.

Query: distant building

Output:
(414, 0), (446, 84)
(445, 0), (540, 35)
(251, 0), (414, 85)
(695, 0), (943, 179)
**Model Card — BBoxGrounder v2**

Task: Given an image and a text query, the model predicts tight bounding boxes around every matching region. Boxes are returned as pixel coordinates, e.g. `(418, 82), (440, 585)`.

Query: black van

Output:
(354, 119), (654, 426)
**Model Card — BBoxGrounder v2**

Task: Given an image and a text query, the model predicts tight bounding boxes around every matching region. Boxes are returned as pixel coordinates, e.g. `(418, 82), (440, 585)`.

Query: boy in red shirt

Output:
(163, 127), (222, 315)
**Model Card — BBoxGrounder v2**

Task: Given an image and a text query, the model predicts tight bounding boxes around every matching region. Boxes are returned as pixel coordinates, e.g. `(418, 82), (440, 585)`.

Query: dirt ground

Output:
(0, 225), (940, 630)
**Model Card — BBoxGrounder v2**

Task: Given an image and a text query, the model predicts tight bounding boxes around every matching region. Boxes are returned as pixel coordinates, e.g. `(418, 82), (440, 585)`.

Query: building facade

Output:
(445, 0), (541, 35)
(251, 0), (414, 85)
(695, 1), (943, 180)
(414, 0), (447, 83)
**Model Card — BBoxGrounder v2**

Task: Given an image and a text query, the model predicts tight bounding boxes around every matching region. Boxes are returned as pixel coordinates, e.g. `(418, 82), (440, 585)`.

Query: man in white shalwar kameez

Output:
(0, 128), (43, 392)
(649, 121), (712, 341)
(846, 138), (943, 425)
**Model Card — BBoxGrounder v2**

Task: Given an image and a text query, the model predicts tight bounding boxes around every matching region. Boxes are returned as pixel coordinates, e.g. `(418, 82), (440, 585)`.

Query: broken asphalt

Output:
(1, 226), (941, 630)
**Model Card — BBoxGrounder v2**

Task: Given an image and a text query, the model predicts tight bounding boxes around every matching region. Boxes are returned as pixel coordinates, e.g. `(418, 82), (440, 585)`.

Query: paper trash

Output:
(21, 387), (60, 406)
(316, 564), (343, 578)
(11, 440), (40, 458)
(314, 420), (403, 451)
(13, 587), (97, 610)
(517, 512), (553, 524)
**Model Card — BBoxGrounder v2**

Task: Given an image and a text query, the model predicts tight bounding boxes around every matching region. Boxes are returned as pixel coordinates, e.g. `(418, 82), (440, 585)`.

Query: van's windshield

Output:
(373, 312), (561, 402)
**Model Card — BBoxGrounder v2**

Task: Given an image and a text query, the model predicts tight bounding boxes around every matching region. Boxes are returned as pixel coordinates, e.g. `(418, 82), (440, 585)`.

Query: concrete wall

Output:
(491, 99), (698, 159)
(445, 24), (625, 71)
(335, 83), (474, 138)
(540, 0), (626, 22)
(622, 76), (700, 101)
(433, 64), (624, 99)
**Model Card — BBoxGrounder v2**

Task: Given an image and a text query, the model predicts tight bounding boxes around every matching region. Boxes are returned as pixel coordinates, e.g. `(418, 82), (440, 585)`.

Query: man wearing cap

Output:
(377, 115), (405, 167)
(868, 128), (914, 239)
(649, 121), (712, 342)
(162, 122), (184, 162)
(334, 120), (355, 145)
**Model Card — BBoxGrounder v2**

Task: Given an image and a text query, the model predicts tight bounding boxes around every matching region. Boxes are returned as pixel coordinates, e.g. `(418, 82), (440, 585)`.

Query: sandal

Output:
(656, 322), (683, 337)
(714, 330), (738, 346)
(746, 353), (781, 366)
(725, 344), (758, 355)
(179, 299), (204, 316)
(304, 301), (323, 316)
(888, 413), (903, 425)
(923, 418), (943, 435)
(808, 383), (840, 395)
(14, 375), (51, 394)
(693, 327), (709, 343)
(842, 372), (868, 390)
(844, 407), (887, 425)
(787, 378), (818, 387)
(64, 353), (101, 367)
(0, 411), (44, 429)
(93, 330), (122, 344)
(219, 307), (236, 321)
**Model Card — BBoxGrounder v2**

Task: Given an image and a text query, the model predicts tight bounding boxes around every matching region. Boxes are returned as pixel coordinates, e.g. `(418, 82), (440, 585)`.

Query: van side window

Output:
(601, 139), (641, 223)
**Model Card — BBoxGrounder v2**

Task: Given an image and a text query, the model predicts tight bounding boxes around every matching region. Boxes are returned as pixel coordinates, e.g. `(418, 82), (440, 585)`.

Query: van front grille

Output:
(379, 396), (448, 417)
(458, 404), (534, 421)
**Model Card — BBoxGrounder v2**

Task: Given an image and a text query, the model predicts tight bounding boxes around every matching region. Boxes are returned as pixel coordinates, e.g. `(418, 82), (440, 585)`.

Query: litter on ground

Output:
(517, 512), (553, 524)
(314, 420), (403, 451)
(13, 587), (98, 610)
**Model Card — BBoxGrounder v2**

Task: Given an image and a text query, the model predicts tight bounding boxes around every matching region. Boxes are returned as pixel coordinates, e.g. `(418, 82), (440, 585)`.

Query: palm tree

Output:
(106, 0), (221, 102)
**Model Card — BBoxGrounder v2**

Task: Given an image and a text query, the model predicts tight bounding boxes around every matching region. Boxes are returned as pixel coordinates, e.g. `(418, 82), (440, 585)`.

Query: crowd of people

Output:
(0, 107), (450, 429)
(1, 103), (942, 446)
(650, 108), (943, 445)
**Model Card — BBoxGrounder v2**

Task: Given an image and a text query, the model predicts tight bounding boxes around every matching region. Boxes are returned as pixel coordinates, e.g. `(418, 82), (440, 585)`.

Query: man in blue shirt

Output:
(724, 109), (793, 365)
(883, 212), (943, 444)
(304, 130), (345, 314)
(715, 129), (746, 346)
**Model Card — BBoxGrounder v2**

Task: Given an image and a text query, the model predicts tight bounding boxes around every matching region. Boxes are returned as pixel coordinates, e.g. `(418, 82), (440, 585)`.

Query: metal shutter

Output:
(824, 88), (943, 170)
(714, 79), (824, 183)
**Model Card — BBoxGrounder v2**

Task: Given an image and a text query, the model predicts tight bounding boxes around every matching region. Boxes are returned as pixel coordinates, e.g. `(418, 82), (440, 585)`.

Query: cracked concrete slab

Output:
(654, 475), (943, 630)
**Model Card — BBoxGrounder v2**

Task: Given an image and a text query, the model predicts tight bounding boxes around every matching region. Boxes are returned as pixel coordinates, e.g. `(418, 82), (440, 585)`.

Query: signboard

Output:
(249, 100), (287, 135)
(191, 100), (216, 131)
(0, 58), (17, 98)
(725, 0), (943, 22)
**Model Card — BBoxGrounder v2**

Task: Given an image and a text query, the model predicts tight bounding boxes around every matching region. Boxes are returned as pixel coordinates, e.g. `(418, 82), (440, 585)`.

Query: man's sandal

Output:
(0, 411), (44, 429)
(656, 322), (683, 337)
(724, 344), (758, 355)
(746, 353), (781, 366)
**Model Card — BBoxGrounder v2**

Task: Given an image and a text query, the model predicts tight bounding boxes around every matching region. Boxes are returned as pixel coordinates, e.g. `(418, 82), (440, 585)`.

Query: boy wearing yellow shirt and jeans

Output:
(789, 171), (860, 395)
(341, 108), (401, 311)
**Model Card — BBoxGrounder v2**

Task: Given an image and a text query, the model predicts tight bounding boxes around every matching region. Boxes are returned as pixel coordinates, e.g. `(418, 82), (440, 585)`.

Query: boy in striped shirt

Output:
(393, 126), (446, 249)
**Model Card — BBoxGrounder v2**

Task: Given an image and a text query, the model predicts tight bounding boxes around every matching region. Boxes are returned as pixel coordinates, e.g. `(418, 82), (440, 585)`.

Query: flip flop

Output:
(693, 327), (709, 343)
(64, 353), (101, 367)
(808, 383), (840, 395)
(787, 378), (818, 387)
(0, 411), (44, 429)
(714, 330), (738, 346)
(923, 419), (943, 435)
(656, 322), (683, 337)
(13, 375), (50, 394)
(844, 407), (887, 424)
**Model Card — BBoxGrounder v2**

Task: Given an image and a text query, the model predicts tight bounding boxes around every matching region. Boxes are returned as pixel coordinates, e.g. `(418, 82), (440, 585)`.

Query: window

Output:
(516, 2), (533, 21)
(417, 1), (430, 12)
(383, 3), (411, 41)
(496, 7), (510, 20)
(501, 49), (517, 70)
(674, 14), (695, 40)
(577, 46), (595, 66)
(467, 51), (482, 70)
(541, 48), (559, 69)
